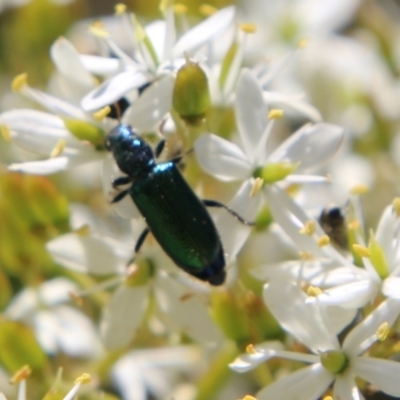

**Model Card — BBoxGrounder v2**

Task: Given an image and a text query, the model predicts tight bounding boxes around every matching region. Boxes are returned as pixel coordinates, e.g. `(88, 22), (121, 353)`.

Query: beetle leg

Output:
(203, 199), (255, 226)
(111, 189), (130, 203)
(155, 139), (166, 158)
(135, 227), (150, 253)
(127, 228), (150, 266)
(112, 176), (133, 188)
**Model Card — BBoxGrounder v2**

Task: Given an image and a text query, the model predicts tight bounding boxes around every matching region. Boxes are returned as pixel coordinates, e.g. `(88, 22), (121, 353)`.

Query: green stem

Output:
(194, 342), (238, 400)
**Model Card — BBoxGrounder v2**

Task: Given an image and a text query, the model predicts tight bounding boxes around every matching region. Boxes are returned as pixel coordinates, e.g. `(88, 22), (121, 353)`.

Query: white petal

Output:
(5, 288), (37, 319)
(314, 280), (376, 309)
(46, 233), (124, 275)
(262, 91), (323, 122)
(375, 205), (397, 267)
(38, 277), (77, 305)
(235, 69), (268, 164)
(51, 306), (103, 358)
(101, 285), (149, 350)
(333, 375), (363, 400)
(324, 306), (357, 336)
(145, 20), (167, 62)
(257, 364), (333, 400)
(229, 341), (284, 372)
(382, 276), (400, 299)
(33, 312), (59, 354)
(264, 278), (339, 352)
(155, 274), (224, 347)
(214, 179), (262, 262)
(268, 123), (344, 171)
(81, 70), (150, 112)
(343, 298), (400, 356)
(123, 75), (174, 131)
(172, 6), (235, 58)
(311, 266), (370, 287)
(112, 366), (146, 400)
(21, 86), (87, 120)
(80, 54), (121, 75)
(0, 109), (78, 154)
(50, 37), (95, 89)
(353, 357), (400, 397)
(263, 186), (325, 257)
(162, 7), (176, 61)
(9, 149), (102, 175)
(9, 157), (70, 175)
(194, 133), (251, 181)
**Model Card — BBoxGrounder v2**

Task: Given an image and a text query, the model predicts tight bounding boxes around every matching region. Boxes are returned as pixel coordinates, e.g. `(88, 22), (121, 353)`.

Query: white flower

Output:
(195, 69), (344, 227)
(5, 277), (103, 358)
(230, 279), (400, 400)
(80, 5), (236, 128)
(111, 345), (201, 400)
(0, 37), (170, 176)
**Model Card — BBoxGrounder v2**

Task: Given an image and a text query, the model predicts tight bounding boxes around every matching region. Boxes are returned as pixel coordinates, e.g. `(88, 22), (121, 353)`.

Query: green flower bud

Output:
(210, 291), (249, 345)
(64, 118), (104, 145)
(368, 233), (389, 279)
(173, 59), (211, 124)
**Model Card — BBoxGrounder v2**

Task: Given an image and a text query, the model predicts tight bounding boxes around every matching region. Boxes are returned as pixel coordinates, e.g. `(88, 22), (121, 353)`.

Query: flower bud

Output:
(173, 59), (211, 124)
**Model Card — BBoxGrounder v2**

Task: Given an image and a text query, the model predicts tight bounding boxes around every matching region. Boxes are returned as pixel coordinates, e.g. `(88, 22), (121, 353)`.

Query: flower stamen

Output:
(50, 139), (66, 158)
(250, 178), (264, 197)
(12, 73), (28, 92)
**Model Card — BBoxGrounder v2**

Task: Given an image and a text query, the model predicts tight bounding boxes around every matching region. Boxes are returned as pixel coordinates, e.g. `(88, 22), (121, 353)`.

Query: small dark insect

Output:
(319, 206), (348, 250)
(106, 124), (253, 286)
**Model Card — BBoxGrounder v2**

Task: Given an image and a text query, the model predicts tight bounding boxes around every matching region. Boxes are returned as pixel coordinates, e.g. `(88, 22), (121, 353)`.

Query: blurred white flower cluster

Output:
(2, 1), (400, 400)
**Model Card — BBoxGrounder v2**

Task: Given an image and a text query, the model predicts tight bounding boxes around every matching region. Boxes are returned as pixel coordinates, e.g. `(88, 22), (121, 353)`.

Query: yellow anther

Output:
(240, 396), (257, 400)
(199, 4), (217, 16)
(393, 198), (400, 217)
(350, 184), (369, 195)
(12, 73), (28, 92)
(250, 178), (264, 197)
(307, 286), (322, 297)
(268, 109), (284, 120)
(353, 244), (371, 258)
(174, 3), (188, 14)
(323, 397), (333, 400)
(93, 106), (111, 121)
(0, 125), (12, 142)
(297, 38), (308, 48)
(115, 3), (127, 15)
(246, 344), (256, 354)
(318, 235), (330, 247)
(299, 220), (315, 236)
(9, 365), (32, 384)
(299, 251), (313, 260)
(50, 139), (66, 158)
(239, 23), (257, 34)
(347, 220), (360, 230)
(377, 322), (389, 341)
(89, 21), (110, 38)
(74, 373), (91, 385)
(75, 224), (90, 236)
